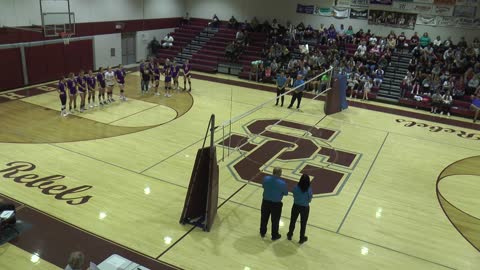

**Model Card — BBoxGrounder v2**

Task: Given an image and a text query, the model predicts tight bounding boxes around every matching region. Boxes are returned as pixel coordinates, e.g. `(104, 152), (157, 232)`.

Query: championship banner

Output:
(413, 0), (433, 3)
(370, 0), (393, 4)
(455, 17), (480, 28)
(416, 14), (438, 25)
(393, 2), (433, 12)
(351, 0), (369, 5)
(335, 0), (352, 6)
(296, 4), (315, 14)
(455, 0), (478, 6)
(332, 7), (351, 18)
(350, 8), (369, 18)
(395, 0), (414, 2)
(315, 7), (333, 16)
(436, 16), (456, 26)
(433, 0), (456, 5)
(453, 5), (477, 17)
(368, 9), (417, 29)
(432, 5), (454, 16)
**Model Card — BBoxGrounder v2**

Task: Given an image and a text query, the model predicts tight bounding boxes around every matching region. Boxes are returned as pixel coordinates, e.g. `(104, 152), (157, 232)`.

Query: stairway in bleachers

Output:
(377, 50), (410, 101)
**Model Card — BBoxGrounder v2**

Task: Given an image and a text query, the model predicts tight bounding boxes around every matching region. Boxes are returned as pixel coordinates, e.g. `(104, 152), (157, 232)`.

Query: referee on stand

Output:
(260, 167), (288, 241)
(287, 74), (306, 110)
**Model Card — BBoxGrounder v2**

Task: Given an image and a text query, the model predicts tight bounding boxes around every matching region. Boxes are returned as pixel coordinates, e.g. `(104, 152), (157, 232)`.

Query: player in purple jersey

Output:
(67, 72), (77, 113)
(57, 76), (68, 117)
(115, 65), (127, 101)
(153, 62), (161, 96)
(149, 57), (155, 90)
(171, 61), (180, 92)
(87, 70), (97, 108)
(182, 59), (192, 92)
(97, 67), (107, 106)
(164, 61), (172, 97)
(76, 70), (87, 112)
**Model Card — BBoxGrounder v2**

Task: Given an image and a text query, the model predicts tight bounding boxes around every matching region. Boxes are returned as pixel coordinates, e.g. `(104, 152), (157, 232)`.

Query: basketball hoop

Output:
(60, 32), (73, 45)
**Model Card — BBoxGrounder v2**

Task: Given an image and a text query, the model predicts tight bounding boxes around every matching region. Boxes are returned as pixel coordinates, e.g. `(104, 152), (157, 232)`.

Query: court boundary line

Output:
(0, 192), (184, 270)
(336, 132), (390, 233)
(224, 199), (456, 270)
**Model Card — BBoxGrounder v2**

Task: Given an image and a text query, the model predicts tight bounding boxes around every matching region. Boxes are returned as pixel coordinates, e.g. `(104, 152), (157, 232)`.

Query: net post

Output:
(209, 114), (215, 158)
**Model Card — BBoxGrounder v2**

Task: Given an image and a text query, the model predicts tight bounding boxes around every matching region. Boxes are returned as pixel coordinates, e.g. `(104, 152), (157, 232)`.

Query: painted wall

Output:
(0, 0), (185, 26)
(185, 0), (480, 43)
(136, 28), (175, 62)
(93, 34), (122, 70)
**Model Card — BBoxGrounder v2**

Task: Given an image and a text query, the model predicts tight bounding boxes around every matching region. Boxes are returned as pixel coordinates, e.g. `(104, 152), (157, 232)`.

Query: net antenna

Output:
(40, 0), (76, 38)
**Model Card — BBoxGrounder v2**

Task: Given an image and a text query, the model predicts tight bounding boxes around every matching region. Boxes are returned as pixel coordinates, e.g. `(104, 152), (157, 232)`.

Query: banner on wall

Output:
(351, 0), (370, 5)
(432, 5), (454, 16)
(296, 4), (315, 14)
(350, 8), (369, 18)
(416, 15), (438, 25)
(332, 7), (351, 18)
(455, 0), (478, 5)
(368, 9), (417, 29)
(370, 0), (394, 4)
(433, 0), (456, 5)
(413, 0), (434, 3)
(335, 0), (352, 6)
(393, 2), (434, 12)
(315, 7), (334, 16)
(455, 17), (480, 27)
(436, 16), (456, 26)
(453, 5), (477, 17)
(395, 0), (414, 2)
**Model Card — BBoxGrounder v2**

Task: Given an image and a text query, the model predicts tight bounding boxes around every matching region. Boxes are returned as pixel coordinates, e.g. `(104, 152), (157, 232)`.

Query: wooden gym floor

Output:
(0, 70), (479, 270)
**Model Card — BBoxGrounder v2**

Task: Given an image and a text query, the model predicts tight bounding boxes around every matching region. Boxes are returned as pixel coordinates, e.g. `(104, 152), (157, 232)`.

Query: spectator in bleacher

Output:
(162, 33), (174, 48)
(271, 19), (279, 30)
(271, 59), (279, 75)
(363, 78), (373, 100)
(453, 76), (466, 98)
(419, 32), (431, 48)
(433, 36), (442, 49)
(473, 38), (480, 55)
(327, 24), (337, 44)
(373, 67), (384, 88)
(422, 75), (432, 94)
(304, 24), (314, 39)
(387, 30), (396, 40)
(355, 29), (365, 44)
(262, 19), (272, 33)
(443, 36), (453, 49)
(225, 41), (239, 62)
(296, 22), (305, 42)
(345, 26), (354, 44)
(411, 79), (421, 96)
(228, 16), (238, 29)
(440, 90), (453, 116)
(387, 36), (396, 51)
(251, 17), (260, 32)
(410, 32), (419, 49)
(181, 12), (190, 25)
(430, 90), (443, 114)
(65, 251), (90, 270)
(209, 14), (220, 28)
(467, 75), (479, 95)
(457, 37), (467, 48)
(236, 29), (245, 45)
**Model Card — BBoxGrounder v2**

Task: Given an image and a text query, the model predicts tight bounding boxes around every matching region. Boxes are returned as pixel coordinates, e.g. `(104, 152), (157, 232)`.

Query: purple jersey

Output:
(87, 76), (96, 88)
(183, 64), (191, 75)
(171, 65), (180, 77)
(97, 72), (105, 86)
(115, 69), (126, 84)
(67, 79), (76, 94)
(154, 67), (160, 80)
(76, 76), (86, 92)
(58, 81), (66, 94)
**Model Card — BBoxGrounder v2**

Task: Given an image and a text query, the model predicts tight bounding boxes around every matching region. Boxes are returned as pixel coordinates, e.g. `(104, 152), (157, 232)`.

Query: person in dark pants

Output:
(287, 174), (312, 244)
(275, 71), (288, 106)
(140, 60), (150, 95)
(288, 74), (306, 110)
(260, 167), (288, 240)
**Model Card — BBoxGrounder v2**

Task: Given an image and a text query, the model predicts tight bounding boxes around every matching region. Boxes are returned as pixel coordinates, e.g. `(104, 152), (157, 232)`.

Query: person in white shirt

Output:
(162, 33), (174, 48)
(357, 43), (367, 57)
(363, 78), (373, 100)
(104, 66), (116, 103)
(440, 90), (453, 117)
(433, 36), (442, 48)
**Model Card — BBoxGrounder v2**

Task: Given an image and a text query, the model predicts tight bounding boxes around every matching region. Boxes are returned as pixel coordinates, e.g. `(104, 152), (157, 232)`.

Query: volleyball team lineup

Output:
(56, 57), (193, 117)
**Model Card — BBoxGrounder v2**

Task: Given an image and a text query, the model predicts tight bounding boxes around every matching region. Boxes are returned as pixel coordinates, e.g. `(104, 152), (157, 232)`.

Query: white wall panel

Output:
(93, 33), (122, 70)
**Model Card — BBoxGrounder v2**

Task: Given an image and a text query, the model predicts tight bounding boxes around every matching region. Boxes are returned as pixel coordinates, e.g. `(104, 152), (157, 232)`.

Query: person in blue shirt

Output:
(260, 167), (288, 240)
(287, 174), (312, 244)
(275, 71), (288, 106)
(287, 74), (306, 110)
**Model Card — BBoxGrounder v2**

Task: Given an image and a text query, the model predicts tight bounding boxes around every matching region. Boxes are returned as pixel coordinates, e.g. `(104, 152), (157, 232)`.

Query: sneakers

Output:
(287, 233), (292, 241)
(271, 234), (281, 241)
(447, 112), (450, 117)
(155, 92), (160, 96)
(299, 236), (308, 244)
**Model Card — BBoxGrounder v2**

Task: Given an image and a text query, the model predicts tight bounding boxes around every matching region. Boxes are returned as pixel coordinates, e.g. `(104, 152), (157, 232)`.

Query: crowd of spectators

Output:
(401, 32), (480, 117)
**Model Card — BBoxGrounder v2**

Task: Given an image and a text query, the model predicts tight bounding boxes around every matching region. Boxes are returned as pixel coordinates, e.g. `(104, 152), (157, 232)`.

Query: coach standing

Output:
(287, 74), (306, 110)
(260, 167), (288, 241)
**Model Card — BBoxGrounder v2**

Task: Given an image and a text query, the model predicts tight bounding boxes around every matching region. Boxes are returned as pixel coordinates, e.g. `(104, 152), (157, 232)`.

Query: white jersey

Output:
(104, 71), (115, 86)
